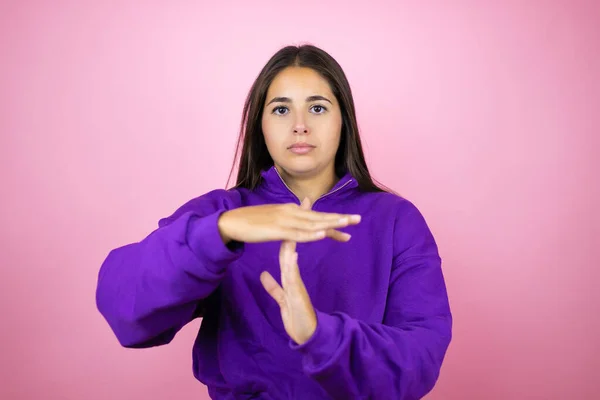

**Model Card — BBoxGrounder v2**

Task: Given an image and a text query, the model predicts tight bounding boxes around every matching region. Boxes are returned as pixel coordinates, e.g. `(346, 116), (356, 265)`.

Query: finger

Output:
(281, 228), (327, 242)
(281, 216), (354, 231)
(301, 197), (312, 210)
(280, 243), (294, 290)
(298, 210), (362, 224)
(326, 228), (352, 242)
(260, 271), (286, 307)
(286, 251), (301, 286)
(286, 252), (311, 301)
(279, 240), (296, 288)
(280, 235), (296, 253)
(280, 228), (351, 243)
(287, 239), (296, 253)
(290, 206), (361, 223)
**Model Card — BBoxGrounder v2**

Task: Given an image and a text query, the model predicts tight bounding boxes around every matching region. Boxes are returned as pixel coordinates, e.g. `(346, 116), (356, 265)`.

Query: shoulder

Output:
(359, 189), (425, 223)
(360, 189), (438, 261)
(157, 187), (247, 227)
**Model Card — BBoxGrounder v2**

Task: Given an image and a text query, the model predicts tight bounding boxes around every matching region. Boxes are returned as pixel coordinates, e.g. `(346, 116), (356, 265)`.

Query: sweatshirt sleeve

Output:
(290, 200), (452, 400)
(95, 189), (244, 349)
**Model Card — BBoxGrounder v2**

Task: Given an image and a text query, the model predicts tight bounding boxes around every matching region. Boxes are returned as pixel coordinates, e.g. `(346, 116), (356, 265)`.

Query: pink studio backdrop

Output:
(1, 1), (598, 399)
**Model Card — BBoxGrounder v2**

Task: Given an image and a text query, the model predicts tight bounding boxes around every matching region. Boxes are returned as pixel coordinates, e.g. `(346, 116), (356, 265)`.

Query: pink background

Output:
(1, 1), (598, 399)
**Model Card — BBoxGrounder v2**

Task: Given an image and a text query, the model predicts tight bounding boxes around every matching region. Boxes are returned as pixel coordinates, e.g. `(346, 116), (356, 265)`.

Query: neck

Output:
(276, 164), (339, 203)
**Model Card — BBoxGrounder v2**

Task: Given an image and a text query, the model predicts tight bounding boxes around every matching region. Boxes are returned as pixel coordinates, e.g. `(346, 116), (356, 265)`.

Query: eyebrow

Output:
(266, 95), (333, 106)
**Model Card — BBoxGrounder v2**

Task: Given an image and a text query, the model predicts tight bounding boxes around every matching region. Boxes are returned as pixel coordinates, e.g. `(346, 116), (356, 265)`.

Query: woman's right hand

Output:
(217, 200), (361, 244)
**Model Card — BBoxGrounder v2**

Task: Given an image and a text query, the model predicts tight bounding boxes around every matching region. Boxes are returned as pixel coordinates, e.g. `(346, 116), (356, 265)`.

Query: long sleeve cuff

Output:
(187, 210), (244, 272)
(288, 310), (343, 372)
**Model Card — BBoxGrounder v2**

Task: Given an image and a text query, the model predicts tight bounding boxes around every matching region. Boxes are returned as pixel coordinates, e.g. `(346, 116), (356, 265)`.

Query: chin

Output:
(278, 160), (320, 177)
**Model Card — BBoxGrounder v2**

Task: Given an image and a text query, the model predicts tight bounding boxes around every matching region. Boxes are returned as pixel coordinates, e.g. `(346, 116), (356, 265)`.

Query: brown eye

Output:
(272, 106), (288, 115)
(310, 105), (327, 114)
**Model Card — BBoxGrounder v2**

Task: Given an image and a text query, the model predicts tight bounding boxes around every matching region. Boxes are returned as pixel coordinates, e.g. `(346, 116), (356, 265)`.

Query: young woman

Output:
(96, 44), (452, 399)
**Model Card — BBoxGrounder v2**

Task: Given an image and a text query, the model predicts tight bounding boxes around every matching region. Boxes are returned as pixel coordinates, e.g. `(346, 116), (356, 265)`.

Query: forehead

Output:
(267, 67), (334, 97)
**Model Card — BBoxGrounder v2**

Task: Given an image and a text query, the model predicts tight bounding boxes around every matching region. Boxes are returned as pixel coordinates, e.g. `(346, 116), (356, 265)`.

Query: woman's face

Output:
(261, 67), (343, 178)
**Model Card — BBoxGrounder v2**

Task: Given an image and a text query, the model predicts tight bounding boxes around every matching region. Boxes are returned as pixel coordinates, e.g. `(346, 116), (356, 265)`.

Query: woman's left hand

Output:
(260, 198), (318, 346)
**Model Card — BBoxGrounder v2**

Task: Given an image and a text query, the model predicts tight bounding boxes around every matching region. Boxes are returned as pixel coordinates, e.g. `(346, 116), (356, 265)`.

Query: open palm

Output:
(260, 198), (318, 346)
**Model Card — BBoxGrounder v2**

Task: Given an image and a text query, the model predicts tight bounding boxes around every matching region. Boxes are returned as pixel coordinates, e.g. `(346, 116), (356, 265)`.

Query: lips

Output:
(288, 143), (316, 155)
(288, 143), (315, 149)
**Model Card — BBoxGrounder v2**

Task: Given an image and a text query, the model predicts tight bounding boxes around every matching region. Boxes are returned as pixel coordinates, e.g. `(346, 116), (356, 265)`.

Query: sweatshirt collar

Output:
(258, 165), (358, 203)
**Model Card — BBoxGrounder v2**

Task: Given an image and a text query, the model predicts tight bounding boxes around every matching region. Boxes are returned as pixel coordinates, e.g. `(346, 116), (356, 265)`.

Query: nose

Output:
(293, 126), (308, 135)
(293, 114), (309, 135)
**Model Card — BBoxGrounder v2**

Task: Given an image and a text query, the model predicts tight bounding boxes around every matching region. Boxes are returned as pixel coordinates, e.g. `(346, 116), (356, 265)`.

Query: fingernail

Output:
(350, 215), (361, 222)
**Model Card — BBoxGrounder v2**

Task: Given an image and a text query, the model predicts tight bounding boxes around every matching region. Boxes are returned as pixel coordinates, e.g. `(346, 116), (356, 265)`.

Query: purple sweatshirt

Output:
(96, 166), (452, 399)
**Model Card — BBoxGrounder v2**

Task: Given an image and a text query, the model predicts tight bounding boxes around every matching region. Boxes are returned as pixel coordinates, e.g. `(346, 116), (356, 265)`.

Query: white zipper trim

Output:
(273, 166), (354, 206)
(273, 167), (300, 203)
(313, 179), (354, 207)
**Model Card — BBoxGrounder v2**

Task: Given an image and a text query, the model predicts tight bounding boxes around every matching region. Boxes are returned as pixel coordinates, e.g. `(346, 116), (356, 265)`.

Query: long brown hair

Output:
(226, 44), (391, 193)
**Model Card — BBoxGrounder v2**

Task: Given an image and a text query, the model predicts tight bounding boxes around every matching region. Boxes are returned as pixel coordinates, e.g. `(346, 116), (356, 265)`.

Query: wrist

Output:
(217, 211), (232, 244)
